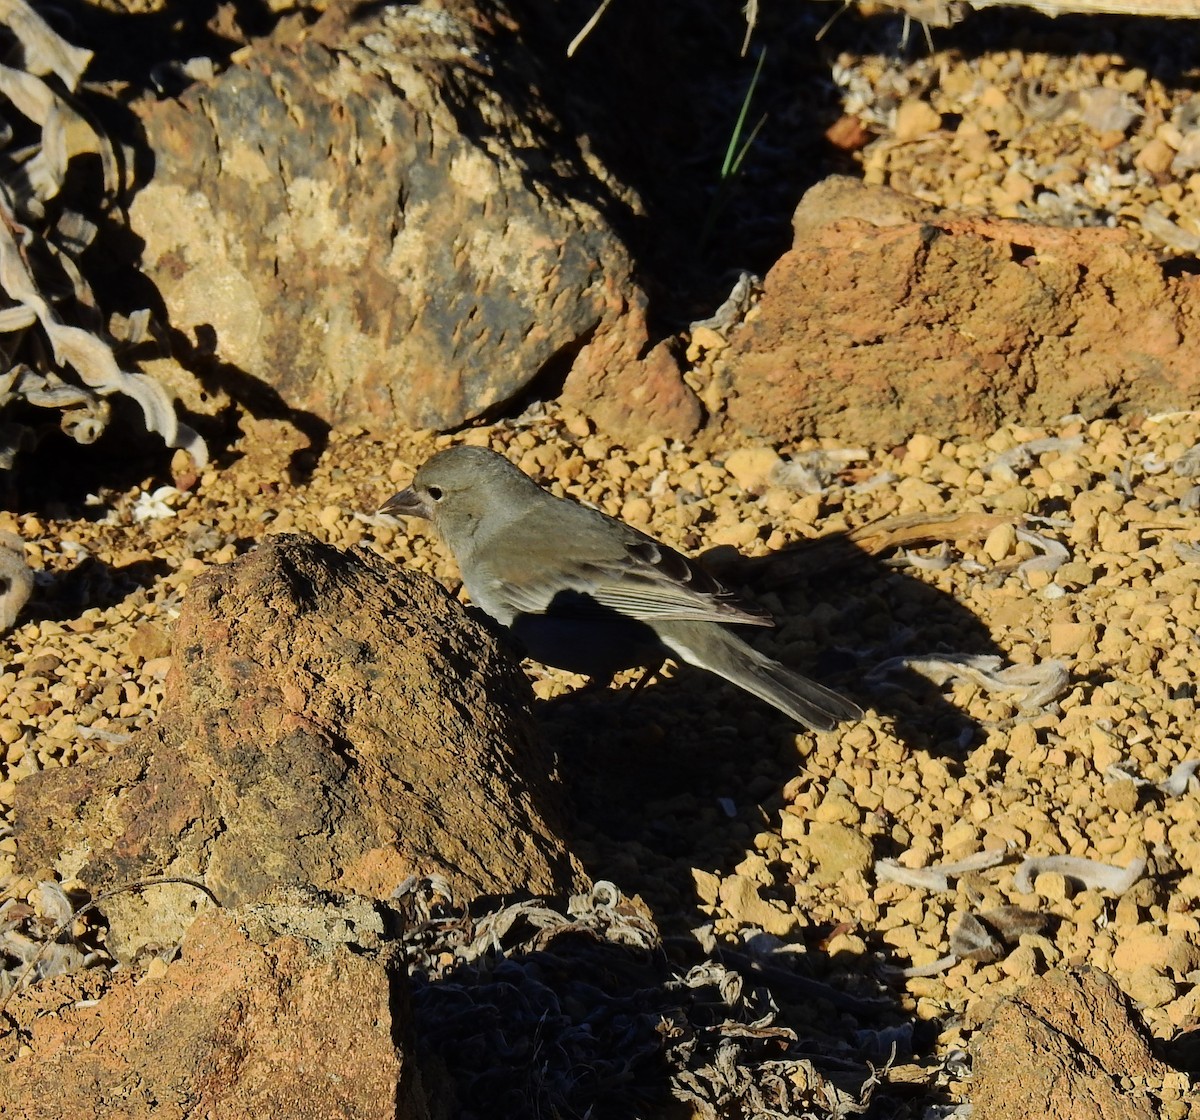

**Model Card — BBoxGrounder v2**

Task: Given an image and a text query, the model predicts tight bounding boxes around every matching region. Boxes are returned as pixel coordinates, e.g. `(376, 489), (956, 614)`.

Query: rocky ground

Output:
(3, 7), (1200, 1118)
(3, 402), (1199, 1113)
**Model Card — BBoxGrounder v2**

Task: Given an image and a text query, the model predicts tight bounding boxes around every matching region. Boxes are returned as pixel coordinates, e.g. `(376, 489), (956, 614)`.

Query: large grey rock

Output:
(129, 1), (699, 439)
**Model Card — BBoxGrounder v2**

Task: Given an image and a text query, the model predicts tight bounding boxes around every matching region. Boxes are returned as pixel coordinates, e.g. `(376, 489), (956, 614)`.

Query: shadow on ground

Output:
(23, 555), (171, 620)
(500, 533), (1006, 1116)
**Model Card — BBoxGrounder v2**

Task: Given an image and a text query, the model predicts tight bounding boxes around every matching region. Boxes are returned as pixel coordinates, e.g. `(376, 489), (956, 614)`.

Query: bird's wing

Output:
(582, 536), (773, 626)
(480, 508), (773, 628)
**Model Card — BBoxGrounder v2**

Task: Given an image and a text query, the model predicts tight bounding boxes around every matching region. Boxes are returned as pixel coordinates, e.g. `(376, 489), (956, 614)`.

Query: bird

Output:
(378, 445), (862, 731)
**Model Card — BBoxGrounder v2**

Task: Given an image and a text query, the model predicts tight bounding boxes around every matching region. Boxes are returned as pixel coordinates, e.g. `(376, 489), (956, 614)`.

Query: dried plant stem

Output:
(566, 0), (616, 57)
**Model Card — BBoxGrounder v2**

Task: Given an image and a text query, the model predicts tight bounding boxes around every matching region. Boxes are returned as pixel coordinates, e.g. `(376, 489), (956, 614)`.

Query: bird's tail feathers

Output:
(664, 626), (862, 732)
(750, 655), (863, 731)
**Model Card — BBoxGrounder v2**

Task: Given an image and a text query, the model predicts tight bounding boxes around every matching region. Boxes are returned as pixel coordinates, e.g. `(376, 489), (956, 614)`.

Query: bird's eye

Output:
(426, 486), (443, 501)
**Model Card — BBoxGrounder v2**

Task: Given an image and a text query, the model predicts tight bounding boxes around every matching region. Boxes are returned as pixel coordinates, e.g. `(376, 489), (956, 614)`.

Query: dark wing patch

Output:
(589, 536), (773, 626)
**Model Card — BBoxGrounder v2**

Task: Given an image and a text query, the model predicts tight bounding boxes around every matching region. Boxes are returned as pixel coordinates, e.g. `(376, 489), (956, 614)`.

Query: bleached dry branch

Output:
(0, 0), (206, 468)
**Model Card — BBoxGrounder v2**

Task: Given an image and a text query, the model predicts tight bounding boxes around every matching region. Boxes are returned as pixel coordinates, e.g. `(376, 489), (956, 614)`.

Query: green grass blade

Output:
(721, 47), (767, 181)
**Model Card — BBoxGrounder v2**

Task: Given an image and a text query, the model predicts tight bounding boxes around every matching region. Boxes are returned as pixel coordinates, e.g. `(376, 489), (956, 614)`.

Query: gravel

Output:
(2, 404), (1198, 1106)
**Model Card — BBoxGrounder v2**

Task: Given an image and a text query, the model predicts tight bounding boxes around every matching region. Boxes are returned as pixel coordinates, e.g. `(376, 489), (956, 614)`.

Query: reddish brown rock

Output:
(129, 0), (696, 442)
(563, 313), (701, 440)
(0, 892), (426, 1120)
(725, 176), (1200, 447)
(969, 968), (1174, 1120)
(13, 534), (585, 959)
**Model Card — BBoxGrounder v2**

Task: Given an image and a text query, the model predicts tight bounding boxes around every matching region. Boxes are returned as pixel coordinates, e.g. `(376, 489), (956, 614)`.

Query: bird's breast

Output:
(461, 575), (520, 627)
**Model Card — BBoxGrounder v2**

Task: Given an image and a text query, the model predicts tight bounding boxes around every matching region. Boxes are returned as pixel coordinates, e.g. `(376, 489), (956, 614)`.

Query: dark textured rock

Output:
(0, 891), (426, 1120)
(130, 0), (698, 440)
(969, 968), (1174, 1120)
(14, 534), (585, 958)
(724, 176), (1200, 447)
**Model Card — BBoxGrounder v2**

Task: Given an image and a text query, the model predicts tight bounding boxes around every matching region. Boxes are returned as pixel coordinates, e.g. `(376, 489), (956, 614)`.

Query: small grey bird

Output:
(379, 446), (862, 731)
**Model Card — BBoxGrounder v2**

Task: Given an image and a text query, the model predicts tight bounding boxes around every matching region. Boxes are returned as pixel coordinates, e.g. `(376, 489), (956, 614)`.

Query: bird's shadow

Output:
(533, 527), (1026, 1098)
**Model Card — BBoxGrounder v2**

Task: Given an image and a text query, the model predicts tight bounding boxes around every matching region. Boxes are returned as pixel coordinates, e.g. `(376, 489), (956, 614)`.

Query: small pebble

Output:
(983, 522), (1017, 562)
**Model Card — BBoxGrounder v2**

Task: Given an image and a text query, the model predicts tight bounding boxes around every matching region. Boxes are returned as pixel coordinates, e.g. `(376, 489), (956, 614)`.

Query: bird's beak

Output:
(377, 486), (432, 519)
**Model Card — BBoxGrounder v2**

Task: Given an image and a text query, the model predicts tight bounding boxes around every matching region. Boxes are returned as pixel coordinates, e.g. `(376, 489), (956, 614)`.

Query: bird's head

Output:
(378, 446), (545, 546)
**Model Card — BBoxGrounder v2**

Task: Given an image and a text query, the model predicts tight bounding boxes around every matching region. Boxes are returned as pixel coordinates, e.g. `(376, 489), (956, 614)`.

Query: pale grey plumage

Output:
(379, 445), (862, 731)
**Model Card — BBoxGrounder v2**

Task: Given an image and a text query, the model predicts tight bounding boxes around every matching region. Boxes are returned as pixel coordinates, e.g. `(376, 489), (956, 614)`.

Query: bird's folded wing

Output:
(485, 532), (773, 627)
